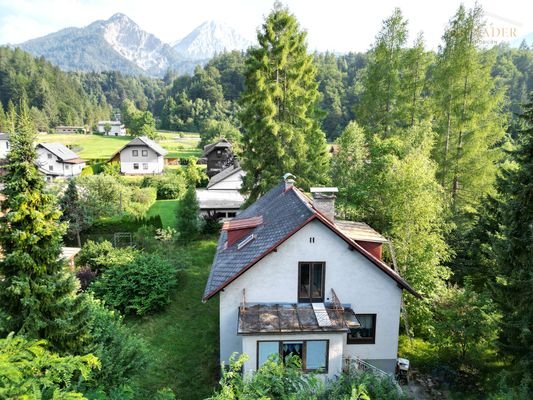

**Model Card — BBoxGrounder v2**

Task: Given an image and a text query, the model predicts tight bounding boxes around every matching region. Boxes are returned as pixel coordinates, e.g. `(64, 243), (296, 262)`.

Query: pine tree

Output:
(0, 102), (6, 132)
(491, 95), (533, 388)
(0, 98), (91, 354)
(432, 4), (505, 214)
(59, 178), (86, 247)
(240, 2), (329, 200)
(176, 186), (200, 241)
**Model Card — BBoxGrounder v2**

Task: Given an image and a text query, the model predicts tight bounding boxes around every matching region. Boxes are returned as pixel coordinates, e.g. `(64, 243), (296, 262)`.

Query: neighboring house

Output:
(55, 126), (87, 134)
(203, 176), (419, 379)
(98, 121), (126, 136)
(197, 162), (246, 219)
(109, 136), (167, 175)
(35, 143), (86, 180)
(0, 133), (9, 159)
(202, 139), (234, 178)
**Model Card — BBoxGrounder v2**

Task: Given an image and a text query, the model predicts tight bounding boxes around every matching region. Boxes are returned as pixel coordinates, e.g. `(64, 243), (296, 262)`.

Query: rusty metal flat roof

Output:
(238, 303), (359, 335)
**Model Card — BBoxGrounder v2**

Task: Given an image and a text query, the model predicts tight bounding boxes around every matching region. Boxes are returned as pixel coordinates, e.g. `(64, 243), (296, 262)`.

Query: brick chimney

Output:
(310, 187), (338, 222)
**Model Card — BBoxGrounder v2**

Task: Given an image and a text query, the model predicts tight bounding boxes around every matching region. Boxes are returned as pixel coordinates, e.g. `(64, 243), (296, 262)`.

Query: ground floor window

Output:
(347, 314), (376, 344)
(257, 340), (328, 372)
(133, 163), (139, 170)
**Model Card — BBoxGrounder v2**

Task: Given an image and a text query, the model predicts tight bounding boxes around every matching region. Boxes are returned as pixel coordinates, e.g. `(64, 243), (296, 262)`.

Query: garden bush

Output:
(91, 252), (177, 316)
(142, 171), (187, 199)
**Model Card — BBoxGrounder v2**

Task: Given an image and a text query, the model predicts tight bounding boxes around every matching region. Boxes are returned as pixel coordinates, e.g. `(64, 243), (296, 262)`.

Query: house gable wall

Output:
(0, 139), (9, 159)
(119, 145), (163, 174)
(36, 147), (84, 177)
(219, 219), (402, 374)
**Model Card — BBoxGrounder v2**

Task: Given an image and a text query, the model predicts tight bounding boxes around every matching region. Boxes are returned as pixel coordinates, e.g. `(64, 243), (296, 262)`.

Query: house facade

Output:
(35, 143), (86, 180)
(98, 121), (126, 136)
(203, 178), (418, 378)
(110, 136), (167, 175)
(0, 133), (9, 159)
(55, 126), (87, 134)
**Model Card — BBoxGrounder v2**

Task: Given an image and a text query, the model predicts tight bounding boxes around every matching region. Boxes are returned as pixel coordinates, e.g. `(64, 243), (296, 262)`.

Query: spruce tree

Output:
(0, 99), (91, 354)
(491, 95), (533, 388)
(5, 100), (16, 134)
(0, 102), (6, 132)
(432, 4), (505, 214)
(240, 2), (329, 200)
(59, 178), (86, 247)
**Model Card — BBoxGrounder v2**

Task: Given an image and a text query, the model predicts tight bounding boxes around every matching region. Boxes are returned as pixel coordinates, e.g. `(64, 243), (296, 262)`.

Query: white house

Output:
(203, 177), (419, 379)
(196, 163), (246, 219)
(98, 121), (126, 136)
(35, 143), (86, 180)
(0, 133), (9, 159)
(110, 136), (167, 175)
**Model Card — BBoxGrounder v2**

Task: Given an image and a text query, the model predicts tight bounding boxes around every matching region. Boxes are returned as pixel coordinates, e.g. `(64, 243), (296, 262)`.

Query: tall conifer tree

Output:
(0, 98), (91, 354)
(432, 4), (505, 214)
(240, 2), (329, 199)
(490, 95), (533, 388)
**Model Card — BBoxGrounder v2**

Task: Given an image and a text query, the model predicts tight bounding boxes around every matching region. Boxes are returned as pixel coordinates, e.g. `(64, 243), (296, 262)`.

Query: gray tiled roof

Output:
(37, 143), (80, 161)
(0, 133), (9, 140)
(128, 136), (168, 156)
(203, 182), (314, 299)
(202, 139), (231, 156)
(203, 180), (419, 300)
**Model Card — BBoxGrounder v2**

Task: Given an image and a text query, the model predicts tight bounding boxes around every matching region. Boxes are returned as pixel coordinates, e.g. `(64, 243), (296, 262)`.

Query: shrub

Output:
(176, 186), (201, 241)
(76, 266), (98, 290)
(77, 240), (137, 272)
(84, 298), (149, 391)
(91, 253), (177, 316)
(142, 171), (187, 200)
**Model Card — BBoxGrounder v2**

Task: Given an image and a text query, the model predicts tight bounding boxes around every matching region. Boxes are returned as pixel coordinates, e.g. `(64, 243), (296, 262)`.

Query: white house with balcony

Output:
(203, 176), (419, 379)
(110, 136), (167, 175)
(35, 143), (86, 180)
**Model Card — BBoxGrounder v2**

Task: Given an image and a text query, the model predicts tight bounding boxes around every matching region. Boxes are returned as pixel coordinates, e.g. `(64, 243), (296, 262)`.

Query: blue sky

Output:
(0, 0), (531, 52)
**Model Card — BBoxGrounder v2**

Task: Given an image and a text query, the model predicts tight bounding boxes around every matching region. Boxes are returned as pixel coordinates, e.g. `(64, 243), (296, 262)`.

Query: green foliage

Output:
(0, 47), (110, 130)
(489, 94), (533, 389)
(84, 297), (149, 391)
(142, 170), (187, 199)
(176, 186), (201, 241)
(60, 178), (88, 247)
(77, 240), (137, 273)
(122, 99), (157, 139)
(321, 370), (408, 400)
(431, 285), (500, 364)
(102, 161), (121, 176)
(199, 119), (242, 153)
(240, 3), (329, 200)
(0, 98), (92, 354)
(91, 252), (177, 316)
(0, 333), (99, 399)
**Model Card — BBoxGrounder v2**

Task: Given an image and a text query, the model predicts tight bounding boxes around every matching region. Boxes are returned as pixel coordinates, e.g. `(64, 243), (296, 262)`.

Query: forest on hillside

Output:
(0, 2), (532, 399)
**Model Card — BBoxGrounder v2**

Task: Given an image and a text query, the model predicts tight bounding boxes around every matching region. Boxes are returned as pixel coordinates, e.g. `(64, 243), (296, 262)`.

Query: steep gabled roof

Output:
(203, 181), (419, 301)
(109, 136), (168, 160)
(0, 133), (9, 140)
(207, 165), (244, 189)
(202, 139), (231, 156)
(36, 143), (81, 162)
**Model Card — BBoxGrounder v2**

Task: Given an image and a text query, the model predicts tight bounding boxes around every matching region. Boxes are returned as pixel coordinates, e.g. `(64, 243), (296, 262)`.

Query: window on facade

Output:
(48, 165), (53, 171)
(132, 150), (138, 156)
(298, 262), (325, 303)
(47, 153), (52, 159)
(257, 340), (328, 372)
(5, 142), (8, 149)
(133, 163), (139, 170)
(142, 150), (148, 156)
(143, 163), (148, 170)
(347, 314), (376, 344)
(65, 165), (69, 170)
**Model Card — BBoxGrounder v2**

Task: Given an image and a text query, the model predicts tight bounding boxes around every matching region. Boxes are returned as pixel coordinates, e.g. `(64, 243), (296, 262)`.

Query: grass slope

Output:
(128, 239), (220, 400)
(37, 131), (202, 160)
(147, 200), (181, 228)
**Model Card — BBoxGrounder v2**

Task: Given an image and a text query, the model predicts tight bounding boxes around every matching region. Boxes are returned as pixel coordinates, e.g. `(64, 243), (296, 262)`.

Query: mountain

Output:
(173, 20), (251, 61)
(16, 15), (251, 77)
(19, 13), (181, 77)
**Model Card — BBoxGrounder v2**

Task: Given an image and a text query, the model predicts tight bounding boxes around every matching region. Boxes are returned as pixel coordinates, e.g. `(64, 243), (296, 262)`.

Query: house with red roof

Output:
(203, 175), (419, 378)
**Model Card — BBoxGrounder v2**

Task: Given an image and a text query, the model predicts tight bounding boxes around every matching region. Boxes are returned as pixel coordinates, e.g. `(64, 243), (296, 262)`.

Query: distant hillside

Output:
(17, 15), (251, 77)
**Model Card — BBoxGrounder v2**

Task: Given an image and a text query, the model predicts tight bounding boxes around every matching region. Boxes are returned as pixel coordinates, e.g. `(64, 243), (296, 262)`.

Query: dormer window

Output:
(237, 234), (256, 250)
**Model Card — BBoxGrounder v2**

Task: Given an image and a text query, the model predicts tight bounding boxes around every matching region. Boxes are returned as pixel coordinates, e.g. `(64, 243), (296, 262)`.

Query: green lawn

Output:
(37, 131), (202, 160)
(146, 200), (181, 228)
(128, 239), (220, 400)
